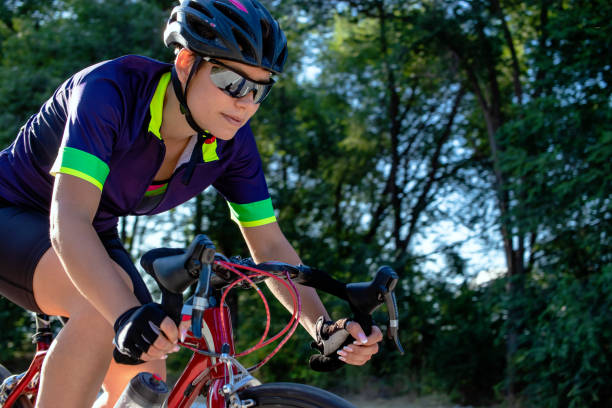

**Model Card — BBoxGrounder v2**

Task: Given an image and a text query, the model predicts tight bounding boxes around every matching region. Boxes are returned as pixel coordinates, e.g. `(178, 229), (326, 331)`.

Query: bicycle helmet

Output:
(163, 0), (288, 185)
(164, 0), (288, 74)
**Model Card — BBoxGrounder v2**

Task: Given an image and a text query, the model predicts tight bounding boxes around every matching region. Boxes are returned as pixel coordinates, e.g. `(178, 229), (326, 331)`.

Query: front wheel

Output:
(237, 382), (356, 408)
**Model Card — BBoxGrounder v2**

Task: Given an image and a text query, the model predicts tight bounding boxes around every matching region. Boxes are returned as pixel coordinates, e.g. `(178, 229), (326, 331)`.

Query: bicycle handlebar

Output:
(140, 234), (405, 359)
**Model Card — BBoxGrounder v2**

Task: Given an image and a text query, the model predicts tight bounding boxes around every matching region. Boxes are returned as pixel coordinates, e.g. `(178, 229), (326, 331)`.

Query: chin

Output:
(214, 130), (237, 140)
(210, 123), (242, 140)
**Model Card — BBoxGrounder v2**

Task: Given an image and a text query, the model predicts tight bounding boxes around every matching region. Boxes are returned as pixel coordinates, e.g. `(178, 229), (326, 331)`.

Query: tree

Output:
(0, 0), (172, 146)
(409, 0), (611, 404)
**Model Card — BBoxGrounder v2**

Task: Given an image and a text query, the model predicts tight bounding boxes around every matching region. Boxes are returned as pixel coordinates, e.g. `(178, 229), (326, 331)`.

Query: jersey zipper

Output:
(137, 133), (201, 215)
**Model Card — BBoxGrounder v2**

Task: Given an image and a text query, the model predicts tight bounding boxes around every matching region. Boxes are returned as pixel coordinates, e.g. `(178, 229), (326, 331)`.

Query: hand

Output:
(179, 318), (191, 342)
(310, 317), (383, 371)
(336, 322), (383, 366)
(113, 303), (181, 364)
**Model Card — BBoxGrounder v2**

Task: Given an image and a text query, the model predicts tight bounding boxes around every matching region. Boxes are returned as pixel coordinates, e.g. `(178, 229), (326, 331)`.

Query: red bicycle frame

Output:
(166, 306), (235, 408)
(3, 316), (51, 408)
(4, 306), (236, 408)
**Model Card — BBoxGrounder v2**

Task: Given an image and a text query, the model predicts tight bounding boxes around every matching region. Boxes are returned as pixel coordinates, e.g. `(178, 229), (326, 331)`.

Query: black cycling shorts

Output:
(0, 203), (152, 314)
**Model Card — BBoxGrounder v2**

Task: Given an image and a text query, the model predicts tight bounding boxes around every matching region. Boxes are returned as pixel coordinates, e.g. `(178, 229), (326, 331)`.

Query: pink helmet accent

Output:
(228, 0), (248, 13)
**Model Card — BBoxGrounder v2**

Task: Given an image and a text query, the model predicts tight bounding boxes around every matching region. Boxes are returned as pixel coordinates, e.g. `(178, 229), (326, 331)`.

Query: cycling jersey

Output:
(0, 55), (276, 232)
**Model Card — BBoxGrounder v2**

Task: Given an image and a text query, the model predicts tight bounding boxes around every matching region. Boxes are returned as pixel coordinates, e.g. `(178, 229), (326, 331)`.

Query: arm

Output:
(50, 174), (140, 322)
(239, 222), (382, 366)
(50, 174), (178, 360)
(239, 221), (328, 339)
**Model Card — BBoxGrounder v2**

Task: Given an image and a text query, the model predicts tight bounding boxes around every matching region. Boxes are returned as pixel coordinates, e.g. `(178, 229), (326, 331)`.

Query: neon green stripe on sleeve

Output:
(227, 198), (277, 227)
(50, 147), (110, 191)
(57, 168), (104, 191)
(237, 216), (277, 227)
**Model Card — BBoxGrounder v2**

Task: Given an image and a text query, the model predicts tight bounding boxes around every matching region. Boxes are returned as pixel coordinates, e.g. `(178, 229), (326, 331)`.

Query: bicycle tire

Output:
(237, 382), (356, 408)
(0, 364), (33, 408)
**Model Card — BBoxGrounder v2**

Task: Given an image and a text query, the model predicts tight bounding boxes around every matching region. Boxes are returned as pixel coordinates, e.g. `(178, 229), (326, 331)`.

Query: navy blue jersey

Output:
(0, 55), (276, 232)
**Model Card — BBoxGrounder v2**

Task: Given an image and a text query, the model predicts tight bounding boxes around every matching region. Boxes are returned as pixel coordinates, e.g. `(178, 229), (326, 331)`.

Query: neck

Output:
(160, 81), (195, 143)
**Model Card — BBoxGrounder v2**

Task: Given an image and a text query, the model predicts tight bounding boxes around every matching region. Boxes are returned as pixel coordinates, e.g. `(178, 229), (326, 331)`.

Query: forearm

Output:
(51, 205), (139, 324)
(246, 230), (329, 339)
(265, 279), (329, 339)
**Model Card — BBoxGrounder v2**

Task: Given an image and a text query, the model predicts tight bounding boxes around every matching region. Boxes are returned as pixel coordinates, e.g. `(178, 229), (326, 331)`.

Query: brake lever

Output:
(377, 267), (404, 354)
(384, 283), (405, 355)
(189, 235), (216, 339)
(346, 266), (405, 354)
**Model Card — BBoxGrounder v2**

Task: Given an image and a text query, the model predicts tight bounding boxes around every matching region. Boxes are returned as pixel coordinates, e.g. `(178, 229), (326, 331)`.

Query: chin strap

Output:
(171, 55), (215, 142)
(171, 54), (216, 186)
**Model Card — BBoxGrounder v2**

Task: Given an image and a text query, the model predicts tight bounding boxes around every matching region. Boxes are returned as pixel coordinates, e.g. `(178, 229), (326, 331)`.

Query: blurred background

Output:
(0, 1), (610, 407)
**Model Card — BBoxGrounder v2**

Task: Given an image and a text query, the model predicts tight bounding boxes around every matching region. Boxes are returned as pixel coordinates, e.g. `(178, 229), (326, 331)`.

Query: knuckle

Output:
(161, 324), (179, 341)
(154, 337), (170, 349)
(146, 347), (163, 357)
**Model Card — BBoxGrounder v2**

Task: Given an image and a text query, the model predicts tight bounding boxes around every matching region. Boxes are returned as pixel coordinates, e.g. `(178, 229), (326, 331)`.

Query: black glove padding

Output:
(113, 303), (167, 365)
(309, 316), (353, 372)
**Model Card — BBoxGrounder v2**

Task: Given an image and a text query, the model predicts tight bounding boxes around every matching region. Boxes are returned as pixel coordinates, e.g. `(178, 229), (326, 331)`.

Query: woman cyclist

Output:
(0, 1), (382, 406)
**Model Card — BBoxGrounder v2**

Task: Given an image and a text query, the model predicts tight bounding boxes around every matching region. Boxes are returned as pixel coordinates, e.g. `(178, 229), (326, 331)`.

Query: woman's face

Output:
(186, 58), (271, 140)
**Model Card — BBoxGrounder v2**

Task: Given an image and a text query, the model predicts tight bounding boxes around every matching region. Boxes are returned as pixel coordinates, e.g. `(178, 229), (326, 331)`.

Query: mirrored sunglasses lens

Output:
(210, 66), (273, 103)
(210, 67), (245, 96)
(254, 84), (273, 104)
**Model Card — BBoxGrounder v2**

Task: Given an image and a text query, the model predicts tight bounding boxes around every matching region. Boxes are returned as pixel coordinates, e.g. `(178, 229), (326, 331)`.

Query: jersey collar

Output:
(148, 72), (172, 140)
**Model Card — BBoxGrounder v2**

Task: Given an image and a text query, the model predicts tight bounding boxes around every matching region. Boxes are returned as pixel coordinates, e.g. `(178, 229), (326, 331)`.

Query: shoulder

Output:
(65, 56), (172, 125)
(66, 55), (171, 101)
(73, 55), (171, 81)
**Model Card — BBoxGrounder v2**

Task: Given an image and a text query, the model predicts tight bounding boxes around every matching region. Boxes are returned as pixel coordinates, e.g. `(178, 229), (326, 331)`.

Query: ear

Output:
(174, 49), (197, 86)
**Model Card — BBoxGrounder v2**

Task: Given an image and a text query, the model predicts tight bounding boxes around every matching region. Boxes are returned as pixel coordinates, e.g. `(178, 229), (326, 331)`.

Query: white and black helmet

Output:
(164, 0), (288, 74)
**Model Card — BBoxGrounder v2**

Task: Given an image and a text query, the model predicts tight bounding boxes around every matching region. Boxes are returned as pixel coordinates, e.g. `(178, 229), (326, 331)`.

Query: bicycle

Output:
(1, 234), (404, 407)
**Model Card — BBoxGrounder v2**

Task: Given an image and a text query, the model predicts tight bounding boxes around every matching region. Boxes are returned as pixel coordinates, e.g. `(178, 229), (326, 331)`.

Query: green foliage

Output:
(428, 281), (505, 405)
(0, 298), (34, 370)
(0, 0), (171, 147)
(512, 265), (612, 408)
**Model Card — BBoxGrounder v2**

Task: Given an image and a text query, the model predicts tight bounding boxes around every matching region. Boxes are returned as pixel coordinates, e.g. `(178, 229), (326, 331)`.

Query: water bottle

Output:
(113, 372), (169, 408)
(0, 372), (25, 405)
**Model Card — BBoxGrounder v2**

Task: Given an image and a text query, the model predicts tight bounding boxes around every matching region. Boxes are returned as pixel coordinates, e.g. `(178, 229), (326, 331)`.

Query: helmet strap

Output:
(170, 55), (214, 141)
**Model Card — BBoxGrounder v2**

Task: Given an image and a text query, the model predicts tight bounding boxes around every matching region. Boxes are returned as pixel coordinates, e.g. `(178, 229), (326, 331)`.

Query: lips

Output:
(221, 113), (243, 126)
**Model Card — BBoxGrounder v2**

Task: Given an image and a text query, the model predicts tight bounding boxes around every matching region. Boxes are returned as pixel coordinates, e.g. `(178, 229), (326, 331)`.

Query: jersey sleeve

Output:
(213, 124), (277, 228)
(50, 78), (123, 191)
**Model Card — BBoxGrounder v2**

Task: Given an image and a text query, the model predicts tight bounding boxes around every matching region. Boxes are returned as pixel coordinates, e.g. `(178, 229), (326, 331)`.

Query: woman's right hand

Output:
(113, 303), (180, 365)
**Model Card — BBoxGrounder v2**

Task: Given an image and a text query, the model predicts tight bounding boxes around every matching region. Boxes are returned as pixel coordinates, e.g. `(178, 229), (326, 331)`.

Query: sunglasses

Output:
(204, 57), (275, 104)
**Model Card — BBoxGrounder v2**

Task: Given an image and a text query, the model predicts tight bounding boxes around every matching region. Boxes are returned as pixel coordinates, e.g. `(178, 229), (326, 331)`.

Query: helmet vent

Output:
(214, 3), (254, 38)
(187, 14), (217, 41)
(260, 18), (270, 39)
(188, 1), (214, 19)
(168, 12), (178, 24)
(260, 19), (274, 63)
(231, 27), (256, 60)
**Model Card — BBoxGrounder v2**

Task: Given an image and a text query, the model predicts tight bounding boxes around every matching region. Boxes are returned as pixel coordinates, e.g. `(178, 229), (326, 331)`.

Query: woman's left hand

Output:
(337, 323), (383, 366)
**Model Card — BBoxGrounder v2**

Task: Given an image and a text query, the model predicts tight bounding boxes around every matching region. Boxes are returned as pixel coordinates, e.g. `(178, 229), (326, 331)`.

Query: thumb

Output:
(159, 316), (179, 344)
(346, 321), (368, 345)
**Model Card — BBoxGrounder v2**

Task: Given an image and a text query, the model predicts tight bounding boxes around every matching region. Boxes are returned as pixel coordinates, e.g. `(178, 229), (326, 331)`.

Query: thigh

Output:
(0, 205), (51, 313)
(33, 247), (137, 318)
(33, 230), (153, 318)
